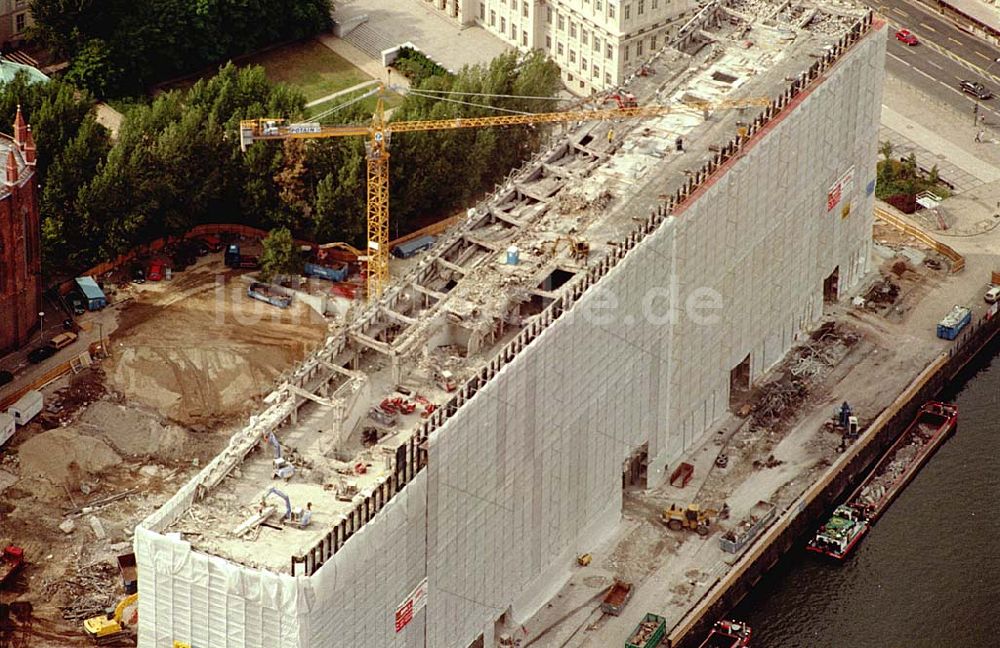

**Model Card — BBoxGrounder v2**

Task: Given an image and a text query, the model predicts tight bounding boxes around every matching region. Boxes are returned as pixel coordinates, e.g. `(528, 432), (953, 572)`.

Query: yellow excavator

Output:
(83, 592), (138, 644)
(662, 503), (718, 536)
(544, 236), (590, 262)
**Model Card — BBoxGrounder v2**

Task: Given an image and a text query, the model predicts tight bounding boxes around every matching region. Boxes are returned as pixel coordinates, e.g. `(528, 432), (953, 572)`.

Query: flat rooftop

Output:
(161, 0), (871, 573)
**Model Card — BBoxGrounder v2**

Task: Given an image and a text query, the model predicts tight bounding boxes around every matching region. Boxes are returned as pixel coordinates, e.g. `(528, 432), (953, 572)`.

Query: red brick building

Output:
(0, 105), (40, 356)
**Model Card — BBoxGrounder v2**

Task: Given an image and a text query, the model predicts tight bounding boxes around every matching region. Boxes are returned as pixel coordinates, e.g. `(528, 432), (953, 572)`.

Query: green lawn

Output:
(246, 40), (373, 102)
(305, 88), (405, 120)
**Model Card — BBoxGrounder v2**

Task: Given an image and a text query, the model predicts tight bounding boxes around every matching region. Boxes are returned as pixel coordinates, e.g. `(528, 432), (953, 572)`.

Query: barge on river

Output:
(807, 401), (958, 560)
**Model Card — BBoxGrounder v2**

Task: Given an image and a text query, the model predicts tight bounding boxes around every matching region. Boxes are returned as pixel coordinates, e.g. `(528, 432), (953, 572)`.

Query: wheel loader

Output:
(662, 503), (718, 536)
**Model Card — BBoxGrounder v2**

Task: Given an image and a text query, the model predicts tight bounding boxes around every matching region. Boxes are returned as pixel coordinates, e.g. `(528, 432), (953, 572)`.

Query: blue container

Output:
(507, 245), (519, 265)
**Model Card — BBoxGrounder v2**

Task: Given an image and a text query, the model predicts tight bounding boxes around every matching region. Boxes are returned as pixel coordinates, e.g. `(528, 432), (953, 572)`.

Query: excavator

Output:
(662, 503), (718, 536)
(83, 592), (138, 644)
(262, 486), (313, 528)
(544, 236), (590, 262)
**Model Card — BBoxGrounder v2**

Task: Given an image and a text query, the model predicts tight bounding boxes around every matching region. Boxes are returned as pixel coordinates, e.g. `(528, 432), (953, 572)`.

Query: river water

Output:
(732, 336), (1000, 648)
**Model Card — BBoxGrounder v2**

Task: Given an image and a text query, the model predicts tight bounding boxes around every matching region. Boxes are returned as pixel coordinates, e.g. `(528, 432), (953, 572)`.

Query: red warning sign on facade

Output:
(395, 578), (428, 633)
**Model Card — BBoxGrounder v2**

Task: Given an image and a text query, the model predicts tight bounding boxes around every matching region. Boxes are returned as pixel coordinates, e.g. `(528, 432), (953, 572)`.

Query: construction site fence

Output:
(287, 6), (882, 575)
(874, 206), (965, 273)
(666, 308), (1000, 647)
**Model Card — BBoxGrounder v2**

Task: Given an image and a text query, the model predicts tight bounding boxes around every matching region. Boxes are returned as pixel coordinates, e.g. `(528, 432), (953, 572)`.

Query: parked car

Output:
(0, 370), (13, 387)
(960, 80), (992, 100)
(895, 29), (918, 45)
(148, 261), (164, 281)
(70, 297), (85, 315)
(131, 267), (146, 284)
(27, 345), (56, 364)
(985, 285), (1000, 304)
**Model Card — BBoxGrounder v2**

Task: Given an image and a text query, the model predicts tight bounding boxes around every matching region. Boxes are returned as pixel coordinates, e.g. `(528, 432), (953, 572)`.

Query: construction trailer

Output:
(7, 390), (42, 426)
(391, 235), (437, 259)
(74, 276), (107, 311)
(0, 412), (13, 447)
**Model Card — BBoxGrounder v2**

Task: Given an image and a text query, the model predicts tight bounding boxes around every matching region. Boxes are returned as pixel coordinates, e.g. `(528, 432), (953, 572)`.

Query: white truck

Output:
(7, 390), (42, 426)
(0, 412), (13, 447)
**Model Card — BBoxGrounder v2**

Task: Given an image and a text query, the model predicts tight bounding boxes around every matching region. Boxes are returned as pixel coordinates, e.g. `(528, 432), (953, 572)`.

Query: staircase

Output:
(342, 22), (397, 61)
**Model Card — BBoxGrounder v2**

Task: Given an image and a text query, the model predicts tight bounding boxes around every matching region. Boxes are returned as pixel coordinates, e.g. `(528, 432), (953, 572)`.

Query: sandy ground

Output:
(108, 260), (326, 430)
(0, 257), (328, 647)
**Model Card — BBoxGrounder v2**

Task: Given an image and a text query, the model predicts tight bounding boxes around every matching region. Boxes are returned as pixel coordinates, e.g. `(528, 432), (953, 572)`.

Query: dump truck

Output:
(626, 612), (666, 648)
(600, 580), (633, 616)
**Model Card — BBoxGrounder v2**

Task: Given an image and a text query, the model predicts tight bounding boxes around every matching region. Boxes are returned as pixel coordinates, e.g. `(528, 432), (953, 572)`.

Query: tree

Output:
(30, 0), (333, 97)
(260, 227), (299, 282)
(65, 39), (122, 98)
(879, 140), (893, 163)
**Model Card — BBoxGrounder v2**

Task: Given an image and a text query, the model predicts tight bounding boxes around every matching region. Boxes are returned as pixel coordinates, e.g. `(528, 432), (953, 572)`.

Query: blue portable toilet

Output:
(507, 245), (519, 265)
(74, 276), (107, 311)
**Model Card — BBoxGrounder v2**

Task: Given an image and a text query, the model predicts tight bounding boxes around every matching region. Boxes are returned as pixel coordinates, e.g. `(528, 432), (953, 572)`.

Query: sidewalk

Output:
(879, 73), (1000, 192)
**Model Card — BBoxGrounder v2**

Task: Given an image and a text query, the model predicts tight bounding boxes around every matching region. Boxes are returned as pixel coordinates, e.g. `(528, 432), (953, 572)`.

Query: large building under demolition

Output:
(136, 2), (885, 646)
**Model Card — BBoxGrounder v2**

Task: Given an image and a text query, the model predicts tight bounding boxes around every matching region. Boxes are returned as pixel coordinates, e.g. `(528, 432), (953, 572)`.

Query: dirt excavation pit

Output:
(108, 266), (328, 429)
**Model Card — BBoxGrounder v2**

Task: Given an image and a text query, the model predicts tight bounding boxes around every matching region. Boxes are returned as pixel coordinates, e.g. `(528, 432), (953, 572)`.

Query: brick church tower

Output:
(0, 105), (41, 356)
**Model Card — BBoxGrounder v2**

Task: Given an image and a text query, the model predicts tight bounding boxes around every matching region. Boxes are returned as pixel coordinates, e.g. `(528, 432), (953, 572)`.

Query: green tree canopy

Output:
(30, 0), (332, 97)
(260, 226), (299, 281)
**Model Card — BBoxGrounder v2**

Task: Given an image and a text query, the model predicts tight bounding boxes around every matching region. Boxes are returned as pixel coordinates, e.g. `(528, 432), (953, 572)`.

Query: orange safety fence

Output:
(874, 207), (965, 273)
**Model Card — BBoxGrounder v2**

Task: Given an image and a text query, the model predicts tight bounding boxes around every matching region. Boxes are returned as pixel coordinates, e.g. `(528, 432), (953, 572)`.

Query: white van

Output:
(985, 285), (1000, 304)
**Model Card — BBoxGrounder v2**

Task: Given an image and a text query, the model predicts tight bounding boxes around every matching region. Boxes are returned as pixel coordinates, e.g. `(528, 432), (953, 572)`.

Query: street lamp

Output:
(973, 57), (1000, 126)
(38, 311), (44, 341)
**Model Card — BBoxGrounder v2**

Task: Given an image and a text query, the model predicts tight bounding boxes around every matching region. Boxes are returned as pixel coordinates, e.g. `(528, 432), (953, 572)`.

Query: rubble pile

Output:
(857, 426), (932, 507)
(44, 561), (119, 621)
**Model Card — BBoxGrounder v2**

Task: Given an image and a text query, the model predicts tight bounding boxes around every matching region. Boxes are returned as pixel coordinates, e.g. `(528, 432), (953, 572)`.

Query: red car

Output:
(148, 261), (164, 281)
(895, 29), (918, 45)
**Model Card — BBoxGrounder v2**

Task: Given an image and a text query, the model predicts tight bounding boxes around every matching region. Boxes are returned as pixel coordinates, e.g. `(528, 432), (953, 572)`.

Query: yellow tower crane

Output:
(240, 92), (770, 300)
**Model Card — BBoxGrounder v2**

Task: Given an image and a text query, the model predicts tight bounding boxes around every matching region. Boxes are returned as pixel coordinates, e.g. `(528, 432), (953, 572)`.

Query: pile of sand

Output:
(18, 429), (122, 487)
(79, 400), (189, 460)
(107, 272), (326, 428)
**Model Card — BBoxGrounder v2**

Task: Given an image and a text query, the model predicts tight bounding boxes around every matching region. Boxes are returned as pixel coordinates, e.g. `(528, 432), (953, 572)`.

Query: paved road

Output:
(874, 0), (1000, 123)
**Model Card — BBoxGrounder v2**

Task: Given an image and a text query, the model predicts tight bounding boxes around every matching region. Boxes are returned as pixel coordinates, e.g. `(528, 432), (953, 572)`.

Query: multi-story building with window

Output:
(422, 0), (693, 95)
(0, 0), (31, 49)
